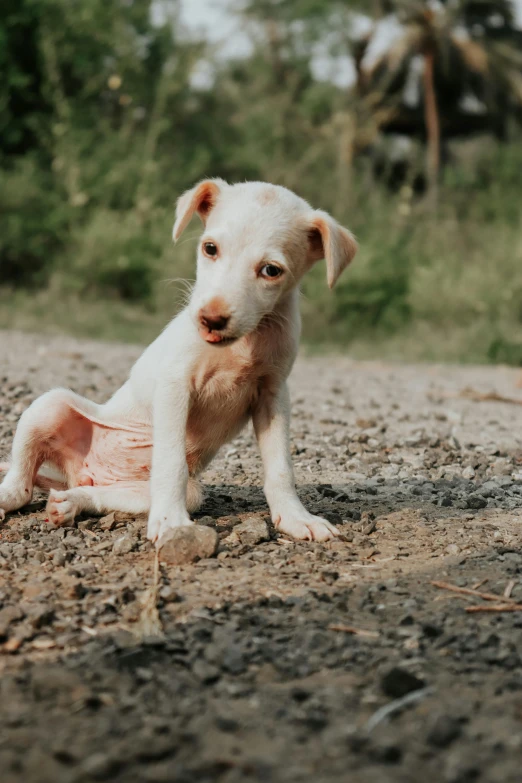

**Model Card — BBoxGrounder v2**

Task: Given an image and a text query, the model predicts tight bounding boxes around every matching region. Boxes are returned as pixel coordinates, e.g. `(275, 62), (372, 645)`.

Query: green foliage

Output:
(0, 158), (68, 286)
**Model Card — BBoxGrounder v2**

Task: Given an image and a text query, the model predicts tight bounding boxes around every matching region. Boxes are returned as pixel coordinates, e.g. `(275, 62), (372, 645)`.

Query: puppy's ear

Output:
(173, 178), (228, 241)
(306, 211), (358, 289)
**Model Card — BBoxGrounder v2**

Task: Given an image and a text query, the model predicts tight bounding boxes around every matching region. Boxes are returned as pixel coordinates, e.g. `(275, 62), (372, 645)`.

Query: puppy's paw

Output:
(147, 508), (194, 547)
(46, 489), (77, 527)
(0, 478), (31, 517)
(275, 511), (339, 542)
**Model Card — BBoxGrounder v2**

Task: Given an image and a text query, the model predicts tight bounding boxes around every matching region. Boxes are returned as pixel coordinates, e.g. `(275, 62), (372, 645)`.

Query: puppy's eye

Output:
(203, 242), (218, 258)
(259, 264), (283, 280)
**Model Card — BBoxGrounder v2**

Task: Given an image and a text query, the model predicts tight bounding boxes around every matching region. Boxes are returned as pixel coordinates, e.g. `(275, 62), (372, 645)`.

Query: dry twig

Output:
(466, 604), (522, 614)
(459, 388), (522, 406)
(430, 580), (517, 604)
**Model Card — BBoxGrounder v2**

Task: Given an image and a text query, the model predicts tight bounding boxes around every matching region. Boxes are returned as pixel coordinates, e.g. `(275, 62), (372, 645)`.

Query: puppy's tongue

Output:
(200, 328), (225, 344)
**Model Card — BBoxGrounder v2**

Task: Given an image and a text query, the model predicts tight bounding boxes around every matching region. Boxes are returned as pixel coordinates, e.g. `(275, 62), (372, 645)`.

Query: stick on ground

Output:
(430, 580), (517, 604)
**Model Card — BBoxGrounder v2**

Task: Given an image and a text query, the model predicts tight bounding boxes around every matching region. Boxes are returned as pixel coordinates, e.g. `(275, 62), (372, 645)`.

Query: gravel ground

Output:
(1, 330), (522, 783)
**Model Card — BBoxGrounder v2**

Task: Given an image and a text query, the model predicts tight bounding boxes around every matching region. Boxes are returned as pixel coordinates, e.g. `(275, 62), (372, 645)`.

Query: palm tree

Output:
(357, 0), (522, 197)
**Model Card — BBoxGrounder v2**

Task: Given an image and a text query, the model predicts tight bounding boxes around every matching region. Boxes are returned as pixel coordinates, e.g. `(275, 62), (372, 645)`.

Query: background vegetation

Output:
(1, 0), (522, 363)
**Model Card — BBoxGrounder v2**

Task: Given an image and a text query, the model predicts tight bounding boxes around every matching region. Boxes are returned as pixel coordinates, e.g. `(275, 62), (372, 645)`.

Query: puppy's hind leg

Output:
(46, 482), (150, 527)
(46, 479), (203, 527)
(0, 388), (101, 520)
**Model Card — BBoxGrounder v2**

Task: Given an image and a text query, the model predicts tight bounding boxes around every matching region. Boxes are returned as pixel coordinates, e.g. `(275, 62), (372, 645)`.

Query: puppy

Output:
(0, 180), (357, 545)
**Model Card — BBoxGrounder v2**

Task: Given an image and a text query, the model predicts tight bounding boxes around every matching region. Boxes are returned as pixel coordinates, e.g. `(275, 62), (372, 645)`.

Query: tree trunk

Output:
(422, 48), (440, 203)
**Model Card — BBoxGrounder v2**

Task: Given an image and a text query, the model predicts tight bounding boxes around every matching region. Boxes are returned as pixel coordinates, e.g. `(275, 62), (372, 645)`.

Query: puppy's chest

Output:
(190, 350), (265, 413)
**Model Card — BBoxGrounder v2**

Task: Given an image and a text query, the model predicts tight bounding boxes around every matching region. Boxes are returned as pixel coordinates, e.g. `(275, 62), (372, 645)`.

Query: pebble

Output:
(159, 525), (219, 565)
(80, 752), (118, 780)
(112, 534), (137, 555)
(234, 516), (270, 546)
(0, 605), (24, 637)
(427, 715), (462, 748)
(381, 667), (425, 699)
(52, 548), (67, 567)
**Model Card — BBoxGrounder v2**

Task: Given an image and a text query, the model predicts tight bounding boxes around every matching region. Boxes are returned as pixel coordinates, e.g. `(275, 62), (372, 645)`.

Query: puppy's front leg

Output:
(253, 382), (339, 542)
(147, 372), (193, 547)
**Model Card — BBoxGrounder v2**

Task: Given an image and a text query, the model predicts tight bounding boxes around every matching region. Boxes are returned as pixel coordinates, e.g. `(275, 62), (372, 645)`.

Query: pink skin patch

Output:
(41, 406), (153, 490)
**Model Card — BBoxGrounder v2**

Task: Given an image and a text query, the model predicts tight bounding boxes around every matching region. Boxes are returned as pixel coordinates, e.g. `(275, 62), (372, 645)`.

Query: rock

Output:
(462, 466), (475, 480)
(215, 716), (240, 733)
(192, 659), (221, 684)
(427, 715), (462, 748)
(466, 495), (487, 510)
(0, 605), (24, 638)
(112, 534), (137, 555)
(222, 644), (247, 675)
(381, 666), (425, 699)
(234, 516), (270, 547)
(99, 512), (116, 531)
(445, 544), (460, 556)
(52, 548), (67, 567)
(78, 518), (96, 530)
(30, 606), (55, 629)
(159, 525), (219, 565)
(158, 585), (182, 603)
(81, 752), (119, 780)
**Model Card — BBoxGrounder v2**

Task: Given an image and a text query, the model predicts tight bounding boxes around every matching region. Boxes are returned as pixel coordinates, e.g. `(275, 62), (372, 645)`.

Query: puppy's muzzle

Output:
(198, 300), (233, 344)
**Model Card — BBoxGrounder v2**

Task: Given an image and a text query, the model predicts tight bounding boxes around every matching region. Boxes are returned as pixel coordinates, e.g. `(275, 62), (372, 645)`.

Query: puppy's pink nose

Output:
(198, 299), (230, 332)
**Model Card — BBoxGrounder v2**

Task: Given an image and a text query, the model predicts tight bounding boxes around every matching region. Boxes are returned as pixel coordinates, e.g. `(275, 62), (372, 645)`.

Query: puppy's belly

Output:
(72, 423), (153, 487)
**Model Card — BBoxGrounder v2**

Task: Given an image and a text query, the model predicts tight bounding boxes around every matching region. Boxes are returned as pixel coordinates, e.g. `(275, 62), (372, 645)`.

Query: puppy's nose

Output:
(199, 306), (230, 332)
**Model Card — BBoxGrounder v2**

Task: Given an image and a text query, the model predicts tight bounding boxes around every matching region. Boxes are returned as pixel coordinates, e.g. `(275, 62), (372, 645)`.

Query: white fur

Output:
(0, 180), (357, 545)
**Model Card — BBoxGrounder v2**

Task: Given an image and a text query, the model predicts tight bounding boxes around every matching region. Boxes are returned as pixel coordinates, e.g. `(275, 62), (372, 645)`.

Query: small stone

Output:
(81, 752), (118, 780)
(52, 548), (67, 567)
(112, 534), (137, 555)
(158, 585), (182, 603)
(466, 495), (487, 510)
(159, 525), (219, 565)
(381, 666), (425, 699)
(30, 607), (55, 629)
(66, 582), (87, 600)
(427, 715), (462, 748)
(99, 512), (116, 531)
(445, 543), (460, 556)
(234, 517), (270, 547)
(462, 466), (475, 480)
(0, 605), (24, 638)
(223, 644), (247, 675)
(78, 518), (96, 531)
(215, 716), (240, 732)
(192, 659), (221, 684)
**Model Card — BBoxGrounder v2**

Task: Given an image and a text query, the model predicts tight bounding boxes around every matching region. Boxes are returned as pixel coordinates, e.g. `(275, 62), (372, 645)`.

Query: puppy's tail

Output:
(187, 477), (204, 513)
(0, 461), (67, 491)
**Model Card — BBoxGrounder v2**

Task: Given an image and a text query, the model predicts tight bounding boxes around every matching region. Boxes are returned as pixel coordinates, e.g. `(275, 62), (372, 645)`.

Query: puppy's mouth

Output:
(198, 326), (238, 346)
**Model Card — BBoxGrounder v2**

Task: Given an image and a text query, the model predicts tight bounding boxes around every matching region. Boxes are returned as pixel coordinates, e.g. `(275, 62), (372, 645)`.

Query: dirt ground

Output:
(1, 330), (522, 783)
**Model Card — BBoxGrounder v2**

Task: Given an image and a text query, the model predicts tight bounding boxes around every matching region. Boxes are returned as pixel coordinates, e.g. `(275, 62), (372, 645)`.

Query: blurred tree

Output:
(357, 0), (522, 195)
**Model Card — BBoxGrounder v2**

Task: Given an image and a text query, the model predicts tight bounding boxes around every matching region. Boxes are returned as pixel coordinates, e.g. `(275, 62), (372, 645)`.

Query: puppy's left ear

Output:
(173, 178), (228, 241)
(307, 211), (358, 289)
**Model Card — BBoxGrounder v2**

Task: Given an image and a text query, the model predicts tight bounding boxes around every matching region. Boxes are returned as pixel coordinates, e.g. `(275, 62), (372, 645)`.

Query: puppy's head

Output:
(173, 179), (357, 345)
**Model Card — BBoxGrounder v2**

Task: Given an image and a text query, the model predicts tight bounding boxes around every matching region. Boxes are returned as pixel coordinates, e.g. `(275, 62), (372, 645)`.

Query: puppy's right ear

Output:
(173, 178), (227, 241)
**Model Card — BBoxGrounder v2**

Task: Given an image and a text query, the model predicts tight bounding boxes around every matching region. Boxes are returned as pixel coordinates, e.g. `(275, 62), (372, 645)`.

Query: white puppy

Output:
(0, 180), (357, 545)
